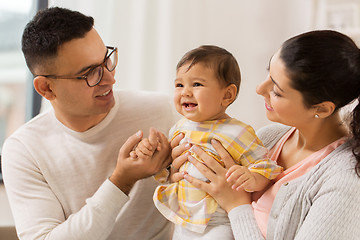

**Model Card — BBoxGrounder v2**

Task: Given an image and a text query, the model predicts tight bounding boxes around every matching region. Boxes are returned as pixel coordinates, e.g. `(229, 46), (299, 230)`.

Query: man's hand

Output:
(130, 127), (159, 159)
(110, 128), (171, 194)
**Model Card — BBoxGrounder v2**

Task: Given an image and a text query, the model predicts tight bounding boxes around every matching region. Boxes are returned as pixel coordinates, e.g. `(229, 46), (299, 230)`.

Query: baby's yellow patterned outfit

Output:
(153, 118), (283, 233)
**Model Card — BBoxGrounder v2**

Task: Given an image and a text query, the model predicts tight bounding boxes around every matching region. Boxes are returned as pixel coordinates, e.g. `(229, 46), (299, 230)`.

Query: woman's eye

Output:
(271, 88), (281, 97)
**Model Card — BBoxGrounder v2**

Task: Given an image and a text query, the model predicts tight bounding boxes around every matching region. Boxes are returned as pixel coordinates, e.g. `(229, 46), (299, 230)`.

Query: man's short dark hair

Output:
(22, 7), (94, 74)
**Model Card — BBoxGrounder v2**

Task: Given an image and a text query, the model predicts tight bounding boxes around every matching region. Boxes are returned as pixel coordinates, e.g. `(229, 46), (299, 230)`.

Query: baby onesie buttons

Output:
(284, 182), (289, 186)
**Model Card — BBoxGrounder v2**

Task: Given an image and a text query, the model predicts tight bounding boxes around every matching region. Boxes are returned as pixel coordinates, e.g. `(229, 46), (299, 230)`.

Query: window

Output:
(0, 0), (46, 181)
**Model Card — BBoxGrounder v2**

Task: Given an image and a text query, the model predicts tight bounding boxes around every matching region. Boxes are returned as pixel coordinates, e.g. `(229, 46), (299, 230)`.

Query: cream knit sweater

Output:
(2, 90), (176, 240)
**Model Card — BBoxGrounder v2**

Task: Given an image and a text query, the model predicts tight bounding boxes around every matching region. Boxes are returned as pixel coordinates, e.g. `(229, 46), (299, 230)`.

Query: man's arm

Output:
(2, 138), (127, 240)
(2, 129), (170, 240)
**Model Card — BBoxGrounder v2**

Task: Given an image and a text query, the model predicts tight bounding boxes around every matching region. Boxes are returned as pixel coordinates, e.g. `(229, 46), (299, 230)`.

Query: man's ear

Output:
(313, 101), (336, 118)
(33, 76), (56, 100)
(222, 84), (237, 107)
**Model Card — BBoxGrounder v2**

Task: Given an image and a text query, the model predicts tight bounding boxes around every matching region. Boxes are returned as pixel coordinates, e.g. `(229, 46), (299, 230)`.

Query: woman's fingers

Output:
(184, 171), (211, 193)
(211, 139), (235, 169)
(189, 145), (226, 174)
(170, 171), (185, 182)
(171, 152), (188, 172)
(170, 133), (184, 148)
(187, 154), (217, 180)
(171, 142), (191, 161)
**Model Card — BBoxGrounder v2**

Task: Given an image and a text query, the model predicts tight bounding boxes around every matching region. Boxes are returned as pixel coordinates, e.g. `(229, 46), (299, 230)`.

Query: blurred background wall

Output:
(45, 0), (313, 130)
(45, 0), (360, 130)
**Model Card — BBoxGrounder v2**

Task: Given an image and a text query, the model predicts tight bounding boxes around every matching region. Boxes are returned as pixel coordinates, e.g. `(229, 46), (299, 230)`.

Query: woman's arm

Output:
(292, 170), (360, 240)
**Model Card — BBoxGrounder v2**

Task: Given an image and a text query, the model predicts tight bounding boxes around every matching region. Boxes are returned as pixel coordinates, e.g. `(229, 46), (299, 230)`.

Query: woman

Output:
(170, 30), (360, 239)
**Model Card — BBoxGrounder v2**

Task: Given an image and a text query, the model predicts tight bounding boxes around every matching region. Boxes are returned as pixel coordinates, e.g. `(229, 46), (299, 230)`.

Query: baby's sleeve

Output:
(239, 131), (283, 180)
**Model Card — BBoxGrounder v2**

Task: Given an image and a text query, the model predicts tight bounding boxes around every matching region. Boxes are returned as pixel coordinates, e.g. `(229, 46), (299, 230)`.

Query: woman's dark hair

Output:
(22, 7), (94, 74)
(176, 45), (241, 97)
(280, 30), (360, 176)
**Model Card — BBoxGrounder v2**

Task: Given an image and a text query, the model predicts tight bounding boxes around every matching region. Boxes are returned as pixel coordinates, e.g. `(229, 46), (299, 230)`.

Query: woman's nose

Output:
(256, 75), (271, 96)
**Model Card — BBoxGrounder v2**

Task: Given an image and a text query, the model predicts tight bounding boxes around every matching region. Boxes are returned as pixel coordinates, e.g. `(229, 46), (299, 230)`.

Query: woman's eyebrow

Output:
(270, 75), (284, 92)
(267, 55), (284, 92)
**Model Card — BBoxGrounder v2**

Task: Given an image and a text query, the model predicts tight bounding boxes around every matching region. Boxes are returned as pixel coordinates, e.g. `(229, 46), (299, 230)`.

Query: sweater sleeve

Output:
(228, 205), (264, 240)
(2, 138), (129, 240)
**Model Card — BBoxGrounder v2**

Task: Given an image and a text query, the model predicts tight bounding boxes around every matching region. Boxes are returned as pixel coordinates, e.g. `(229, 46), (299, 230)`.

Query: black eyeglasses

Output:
(34, 46), (118, 87)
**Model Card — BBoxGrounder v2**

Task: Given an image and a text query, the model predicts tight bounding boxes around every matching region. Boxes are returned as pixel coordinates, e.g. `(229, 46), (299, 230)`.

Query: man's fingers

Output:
(119, 130), (143, 157)
(148, 127), (158, 146)
(157, 131), (168, 146)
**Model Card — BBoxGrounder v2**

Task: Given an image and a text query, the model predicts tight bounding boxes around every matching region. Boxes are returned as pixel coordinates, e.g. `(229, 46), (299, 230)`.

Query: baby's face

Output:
(174, 62), (229, 122)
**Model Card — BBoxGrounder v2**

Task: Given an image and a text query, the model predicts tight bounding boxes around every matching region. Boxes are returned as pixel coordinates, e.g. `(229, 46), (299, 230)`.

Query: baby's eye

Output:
(193, 82), (203, 87)
(175, 83), (183, 87)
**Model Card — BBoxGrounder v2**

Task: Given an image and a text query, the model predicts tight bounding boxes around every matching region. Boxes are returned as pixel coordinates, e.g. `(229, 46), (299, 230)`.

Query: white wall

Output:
(49, 0), (316, 130)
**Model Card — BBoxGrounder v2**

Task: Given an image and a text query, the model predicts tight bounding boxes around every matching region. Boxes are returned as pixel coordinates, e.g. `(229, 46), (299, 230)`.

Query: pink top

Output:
(252, 127), (347, 237)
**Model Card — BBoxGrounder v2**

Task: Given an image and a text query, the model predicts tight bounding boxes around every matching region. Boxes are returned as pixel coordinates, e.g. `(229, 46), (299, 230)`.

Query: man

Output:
(2, 7), (175, 239)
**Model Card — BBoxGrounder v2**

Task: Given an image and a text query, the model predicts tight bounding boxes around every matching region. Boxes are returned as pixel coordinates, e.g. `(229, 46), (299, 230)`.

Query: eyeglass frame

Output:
(34, 46), (118, 87)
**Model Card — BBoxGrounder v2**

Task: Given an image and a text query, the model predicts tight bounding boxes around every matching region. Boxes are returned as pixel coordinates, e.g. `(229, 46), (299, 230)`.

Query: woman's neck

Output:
(295, 113), (348, 152)
(278, 113), (348, 170)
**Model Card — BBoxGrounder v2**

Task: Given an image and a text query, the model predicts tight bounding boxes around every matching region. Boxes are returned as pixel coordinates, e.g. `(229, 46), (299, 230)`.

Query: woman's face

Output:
(256, 50), (315, 128)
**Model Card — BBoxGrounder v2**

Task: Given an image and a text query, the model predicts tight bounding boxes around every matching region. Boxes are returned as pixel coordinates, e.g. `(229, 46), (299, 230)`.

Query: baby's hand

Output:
(225, 165), (257, 192)
(130, 128), (160, 160)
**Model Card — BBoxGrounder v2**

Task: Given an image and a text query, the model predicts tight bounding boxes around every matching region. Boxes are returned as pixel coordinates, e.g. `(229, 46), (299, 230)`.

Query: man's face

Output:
(45, 28), (116, 130)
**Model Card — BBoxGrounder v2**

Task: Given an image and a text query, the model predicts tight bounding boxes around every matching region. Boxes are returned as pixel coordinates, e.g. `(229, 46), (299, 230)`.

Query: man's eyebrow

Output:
(75, 47), (108, 75)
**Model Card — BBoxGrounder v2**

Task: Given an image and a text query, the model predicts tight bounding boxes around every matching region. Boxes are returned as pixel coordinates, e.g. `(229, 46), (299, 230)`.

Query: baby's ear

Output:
(222, 84), (237, 107)
(33, 76), (56, 100)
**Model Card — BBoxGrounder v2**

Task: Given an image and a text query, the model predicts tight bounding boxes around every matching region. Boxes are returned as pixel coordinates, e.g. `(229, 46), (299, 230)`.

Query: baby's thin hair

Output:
(177, 45), (241, 96)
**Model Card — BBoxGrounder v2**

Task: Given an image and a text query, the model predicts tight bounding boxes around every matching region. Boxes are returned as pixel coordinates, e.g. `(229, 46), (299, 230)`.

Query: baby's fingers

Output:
(226, 165), (246, 183)
(233, 175), (251, 191)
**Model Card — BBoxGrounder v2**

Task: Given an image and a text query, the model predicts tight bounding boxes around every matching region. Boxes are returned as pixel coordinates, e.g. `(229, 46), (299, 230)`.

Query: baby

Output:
(132, 45), (282, 239)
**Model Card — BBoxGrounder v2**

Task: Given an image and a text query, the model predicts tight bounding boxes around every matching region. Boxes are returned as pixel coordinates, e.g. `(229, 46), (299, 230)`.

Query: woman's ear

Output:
(314, 101), (336, 118)
(33, 76), (56, 100)
(222, 84), (237, 107)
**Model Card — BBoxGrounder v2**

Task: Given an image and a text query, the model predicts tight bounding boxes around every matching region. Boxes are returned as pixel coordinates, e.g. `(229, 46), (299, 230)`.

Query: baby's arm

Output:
(226, 165), (270, 192)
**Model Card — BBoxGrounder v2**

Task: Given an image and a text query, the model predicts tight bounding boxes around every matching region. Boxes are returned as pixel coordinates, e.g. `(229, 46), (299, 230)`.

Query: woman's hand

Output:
(184, 139), (251, 212)
(168, 133), (191, 182)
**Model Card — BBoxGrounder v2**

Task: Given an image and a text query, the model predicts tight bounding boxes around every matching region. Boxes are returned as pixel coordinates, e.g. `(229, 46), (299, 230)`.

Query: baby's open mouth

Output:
(183, 103), (198, 109)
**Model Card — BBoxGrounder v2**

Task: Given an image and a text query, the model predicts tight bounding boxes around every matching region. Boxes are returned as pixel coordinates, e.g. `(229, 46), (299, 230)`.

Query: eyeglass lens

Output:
(87, 48), (117, 87)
